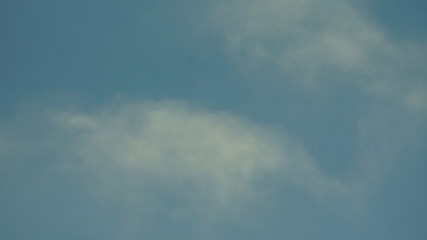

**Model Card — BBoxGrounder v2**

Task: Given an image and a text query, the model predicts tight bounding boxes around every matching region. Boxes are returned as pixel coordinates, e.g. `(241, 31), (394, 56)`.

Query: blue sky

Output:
(1, 0), (427, 239)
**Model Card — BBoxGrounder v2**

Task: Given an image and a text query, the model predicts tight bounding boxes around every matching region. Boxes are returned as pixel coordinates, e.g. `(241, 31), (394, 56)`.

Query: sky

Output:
(1, 0), (427, 239)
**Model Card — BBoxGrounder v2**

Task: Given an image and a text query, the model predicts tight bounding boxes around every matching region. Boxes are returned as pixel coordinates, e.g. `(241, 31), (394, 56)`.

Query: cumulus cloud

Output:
(212, 0), (427, 110)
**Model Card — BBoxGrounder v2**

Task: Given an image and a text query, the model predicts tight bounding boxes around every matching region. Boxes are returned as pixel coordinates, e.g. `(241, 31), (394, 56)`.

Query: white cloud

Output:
(57, 101), (279, 208)
(44, 100), (362, 214)
(212, 0), (427, 110)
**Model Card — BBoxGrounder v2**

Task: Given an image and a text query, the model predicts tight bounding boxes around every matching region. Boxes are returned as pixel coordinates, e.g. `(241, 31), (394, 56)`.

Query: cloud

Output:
(53, 100), (360, 210)
(55, 100), (281, 209)
(0, 99), (365, 220)
(212, 0), (427, 110)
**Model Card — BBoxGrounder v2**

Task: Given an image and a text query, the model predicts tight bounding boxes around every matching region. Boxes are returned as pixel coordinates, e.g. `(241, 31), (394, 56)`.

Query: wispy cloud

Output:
(212, 0), (427, 110)
(1, 99), (364, 219)
(55, 100), (281, 210)
(54, 100), (359, 209)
